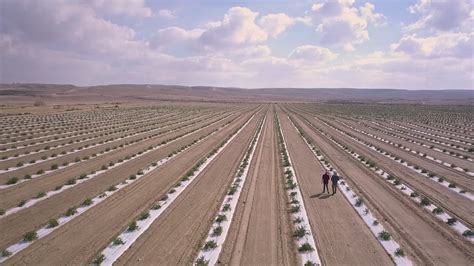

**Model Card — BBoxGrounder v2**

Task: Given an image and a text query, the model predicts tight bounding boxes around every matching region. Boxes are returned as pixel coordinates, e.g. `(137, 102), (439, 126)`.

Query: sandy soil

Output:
(2, 108), (258, 265)
(286, 108), (474, 265)
(115, 109), (265, 265)
(0, 111), (237, 210)
(219, 109), (295, 266)
(278, 111), (394, 266)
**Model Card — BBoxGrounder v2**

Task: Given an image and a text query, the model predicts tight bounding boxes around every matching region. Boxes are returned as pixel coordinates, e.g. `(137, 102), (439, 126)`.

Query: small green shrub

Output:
(196, 256), (209, 266)
(47, 219), (59, 228)
(293, 226), (307, 238)
(216, 214), (227, 223)
(92, 254), (105, 265)
(82, 198), (93, 206)
(211, 225), (223, 237)
(6, 177), (18, 185)
(65, 207), (77, 216)
(113, 237), (125, 245)
(420, 197), (431, 206)
(395, 248), (405, 257)
(298, 242), (314, 253)
(128, 221), (138, 231)
(446, 218), (457, 226)
(432, 207), (443, 214)
(138, 211), (150, 220)
(378, 230), (391, 241)
(203, 240), (217, 250)
(23, 231), (38, 242)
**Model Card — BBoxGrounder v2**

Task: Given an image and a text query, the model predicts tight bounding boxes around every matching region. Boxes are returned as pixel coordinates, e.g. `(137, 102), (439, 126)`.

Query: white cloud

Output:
(406, 0), (471, 32)
(158, 9), (176, 19)
(289, 45), (338, 63)
(199, 7), (268, 48)
(391, 32), (474, 58)
(258, 13), (295, 38)
(91, 0), (153, 18)
(308, 0), (385, 50)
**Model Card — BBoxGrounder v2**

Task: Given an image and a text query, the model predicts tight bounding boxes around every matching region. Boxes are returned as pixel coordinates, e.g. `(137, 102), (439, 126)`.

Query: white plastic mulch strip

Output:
(315, 117), (474, 201)
(97, 114), (255, 266)
(0, 115), (232, 263)
(310, 120), (474, 242)
(278, 117), (322, 266)
(0, 112), (211, 174)
(337, 120), (474, 176)
(0, 114), (229, 218)
(0, 113), (231, 190)
(195, 116), (265, 265)
(288, 117), (413, 266)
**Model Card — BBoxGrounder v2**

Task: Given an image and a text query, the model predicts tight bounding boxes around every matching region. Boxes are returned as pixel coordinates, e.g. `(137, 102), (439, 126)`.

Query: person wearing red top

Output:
(322, 171), (330, 194)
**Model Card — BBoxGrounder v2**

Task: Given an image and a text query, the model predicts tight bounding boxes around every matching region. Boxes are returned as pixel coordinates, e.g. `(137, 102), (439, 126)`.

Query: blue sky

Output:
(0, 0), (472, 89)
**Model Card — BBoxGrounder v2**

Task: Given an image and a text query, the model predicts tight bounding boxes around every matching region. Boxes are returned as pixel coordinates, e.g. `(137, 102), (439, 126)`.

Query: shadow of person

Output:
(319, 194), (332, 200)
(310, 192), (324, 198)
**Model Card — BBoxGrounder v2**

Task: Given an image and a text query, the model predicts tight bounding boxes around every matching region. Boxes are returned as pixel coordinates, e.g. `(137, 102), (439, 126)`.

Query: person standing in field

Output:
(331, 172), (340, 194)
(322, 171), (330, 194)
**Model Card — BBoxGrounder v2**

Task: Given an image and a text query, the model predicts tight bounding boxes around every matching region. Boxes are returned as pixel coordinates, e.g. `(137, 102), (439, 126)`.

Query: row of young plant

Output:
(287, 115), (413, 266)
(314, 117), (474, 201)
(0, 114), (234, 262)
(0, 109), (171, 145)
(335, 120), (474, 175)
(0, 111), (185, 153)
(396, 120), (474, 141)
(0, 112), (233, 189)
(275, 116), (321, 266)
(0, 109), (149, 138)
(388, 121), (473, 145)
(0, 111), (209, 168)
(296, 117), (474, 242)
(0, 105), (148, 128)
(0, 115), (237, 216)
(93, 114), (256, 266)
(370, 121), (472, 155)
(195, 115), (265, 266)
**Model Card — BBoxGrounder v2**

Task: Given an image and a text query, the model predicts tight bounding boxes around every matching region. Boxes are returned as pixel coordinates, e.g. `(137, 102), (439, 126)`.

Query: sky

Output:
(0, 0), (472, 90)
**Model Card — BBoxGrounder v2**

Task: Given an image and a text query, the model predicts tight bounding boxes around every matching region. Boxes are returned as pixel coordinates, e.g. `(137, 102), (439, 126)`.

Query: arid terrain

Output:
(0, 85), (473, 265)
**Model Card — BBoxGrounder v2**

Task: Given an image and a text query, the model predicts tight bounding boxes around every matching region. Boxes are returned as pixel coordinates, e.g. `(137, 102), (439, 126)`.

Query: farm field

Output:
(0, 101), (472, 266)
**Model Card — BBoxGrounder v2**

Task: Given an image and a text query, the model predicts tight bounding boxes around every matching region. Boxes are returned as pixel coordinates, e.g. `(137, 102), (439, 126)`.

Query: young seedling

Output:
(47, 219), (59, 228)
(420, 197), (431, 206)
(196, 256), (209, 266)
(92, 254), (105, 265)
(82, 198), (93, 206)
(128, 221), (139, 231)
(215, 214), (227, 223)
(23, 231), (38, 242)
(113, 237), (125, 245)
(432, 207), (444, 214)
(211, 225), (223, 237)
(1, 249), (12, 257)
(139, 211), (150, 220)
(6, 177), (18, 185)
(446, 218), (457, 226)
(293, 226), (307, 238)
(378, 230), (391, 241)
(298, 242), (314, 253)
(395, 248), (405, 257)
(203, 240), (217, 250)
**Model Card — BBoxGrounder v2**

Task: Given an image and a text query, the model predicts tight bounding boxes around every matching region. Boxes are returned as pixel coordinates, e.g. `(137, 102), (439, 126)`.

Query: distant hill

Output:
(0, 83), (472, 104)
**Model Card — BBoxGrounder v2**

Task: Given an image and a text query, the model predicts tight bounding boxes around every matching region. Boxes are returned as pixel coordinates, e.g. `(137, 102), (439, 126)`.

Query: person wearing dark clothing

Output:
(322, 171), (330, 194)
(331, 173), (340, 194)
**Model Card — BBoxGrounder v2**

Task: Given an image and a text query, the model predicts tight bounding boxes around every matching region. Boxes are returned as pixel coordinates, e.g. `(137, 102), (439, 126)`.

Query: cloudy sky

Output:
(0, 0), (472, 89)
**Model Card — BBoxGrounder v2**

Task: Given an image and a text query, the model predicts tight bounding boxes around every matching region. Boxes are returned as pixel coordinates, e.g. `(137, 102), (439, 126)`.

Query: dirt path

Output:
(278, 111), (394, 266)
(218, 109), (295, 266)
(114, 110), (265, 265)
(1, 110), (258, 264)
(286, 108), (474, 265)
